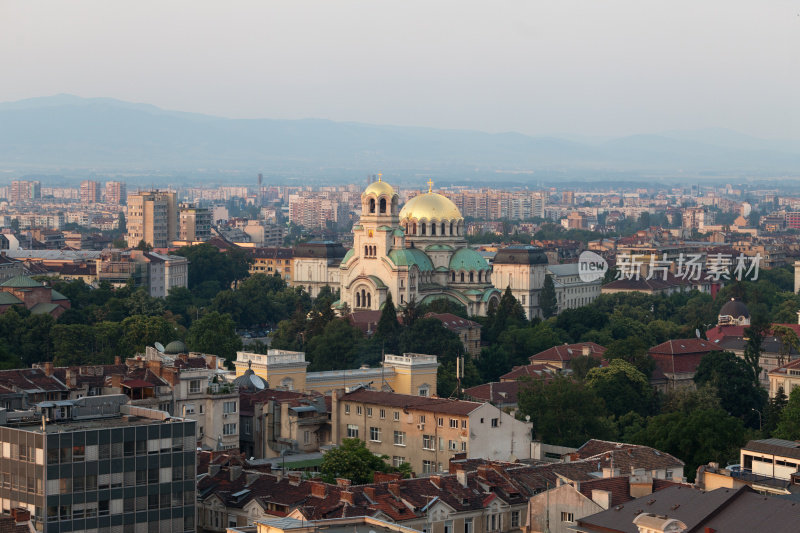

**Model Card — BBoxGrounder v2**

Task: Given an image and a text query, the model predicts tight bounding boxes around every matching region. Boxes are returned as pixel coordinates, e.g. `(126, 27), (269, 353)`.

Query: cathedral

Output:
(332, 178), (501, 316)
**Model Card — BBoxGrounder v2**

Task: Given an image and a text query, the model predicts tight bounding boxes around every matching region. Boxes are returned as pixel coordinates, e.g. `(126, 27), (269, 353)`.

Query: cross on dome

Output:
(427, 179), (434, 193)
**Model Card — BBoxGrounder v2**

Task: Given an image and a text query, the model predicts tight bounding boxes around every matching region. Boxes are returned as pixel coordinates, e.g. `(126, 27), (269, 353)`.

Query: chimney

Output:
(601, 467), (619, 478)
(114, 356), (121, 365)
(340, 491), (354, 505)
(582, 345), (590, 356)
(208, 464), (221, 478)
(65, 369), (77, 388)
(230, 465), (243, 481)
(591, 489), (611, 510)
(477, 465), (491, 480)
(43, 361), (54, 377)
(456, 469), (468, 488)
(110, 374), (122, 390)
(364, 486), (376, 501)
(288, 472), (302, 486)
(10, 508), (30, 524)
(336, 478), (351, 488)
(388, 482), (401, 498)
(430, 475), (442, 489)
(310, 481), (327, 499)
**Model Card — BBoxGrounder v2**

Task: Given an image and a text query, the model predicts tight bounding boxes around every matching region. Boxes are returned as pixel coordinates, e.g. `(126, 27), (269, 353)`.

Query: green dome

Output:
(449, 247), (490, 272)
(342, 249), (355, 263)
(164, 340), (187, 354)
(388, 248), (434, 272)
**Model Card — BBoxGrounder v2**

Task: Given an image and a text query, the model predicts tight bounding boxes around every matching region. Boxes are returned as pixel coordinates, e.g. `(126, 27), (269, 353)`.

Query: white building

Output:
(547, 263), (603, 314)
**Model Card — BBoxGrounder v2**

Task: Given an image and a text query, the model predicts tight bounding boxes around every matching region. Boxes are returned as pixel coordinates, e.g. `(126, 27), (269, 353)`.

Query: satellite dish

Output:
(154, 342), (165, 353)
(695, 329), (701, 339)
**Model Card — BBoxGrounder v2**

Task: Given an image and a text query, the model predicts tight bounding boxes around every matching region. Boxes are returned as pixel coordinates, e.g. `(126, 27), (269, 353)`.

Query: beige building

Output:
(80, 180), (101, 204)
(331, 388), (533, 474)
(292, 241), (346, 298)
(126, 190), (178, 247)
(233, 350), (439, 397)
(179, 203), (213, 242)
(491, 246), (549, 319)
(104, 180), (126, 205)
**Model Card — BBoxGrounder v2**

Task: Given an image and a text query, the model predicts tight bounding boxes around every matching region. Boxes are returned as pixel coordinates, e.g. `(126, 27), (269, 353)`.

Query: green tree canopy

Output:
(540, 274), (557, 319)
(774, 387), (800, 440)
(585, 359), (655, 417)
(694, 350), (765, 426)
(320, 438), (394, 484)
(186, 311), (242, 360)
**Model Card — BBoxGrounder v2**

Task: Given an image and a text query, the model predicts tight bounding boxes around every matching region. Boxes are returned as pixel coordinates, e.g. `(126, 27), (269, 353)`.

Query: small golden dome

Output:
(363, 178), (396, 198)
(399, 192), (463, 221)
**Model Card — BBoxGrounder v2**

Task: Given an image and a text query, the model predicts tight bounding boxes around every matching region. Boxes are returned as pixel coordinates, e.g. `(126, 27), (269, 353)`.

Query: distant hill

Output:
(1, 94), (799, 178)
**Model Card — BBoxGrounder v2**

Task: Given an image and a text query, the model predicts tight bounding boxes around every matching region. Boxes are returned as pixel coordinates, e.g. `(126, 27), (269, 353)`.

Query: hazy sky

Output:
(1, 1), (798, 138)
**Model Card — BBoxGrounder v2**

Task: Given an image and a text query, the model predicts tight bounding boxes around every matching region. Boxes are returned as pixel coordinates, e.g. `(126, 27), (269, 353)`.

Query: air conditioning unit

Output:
(223, 413), (228, 418)
(417, 424), (425, 430)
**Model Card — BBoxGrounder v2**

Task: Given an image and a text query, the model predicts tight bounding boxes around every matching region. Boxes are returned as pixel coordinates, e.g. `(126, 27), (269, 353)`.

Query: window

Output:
(304, 431), (310, 444)
(511, 511), (520, 528)
(462, 419), (467, 429)
(394, 431), (406, 446)
(223, 401), (237, 414)
(380, 409), (386, 419)
(347, 424), (359, 438)
(422, 460), (435, 473)
(419, 415), (426, 424)
(223, 423), (237, 435)
(561, 512), (574, 523)
(437, 417), (444, 427)
(393, 411), (400, 421)
(462, 442), (467, 452)
(488, 513), (500, 531)
(366, 407), (373, 417)
(450, 419), (458, 428)
(370, 427), (381, 442)
(491, 418), (499, 428)
(422, 435), (435, 450)
(189, 380), (201, 394)
(184, 404), (195, 415)
(356, 406), (363, 415)
(465, 517), (473, 533)
(345, 404), (351, 415)
(392, 456), (406, 467)
(448, 440), (458, 451)
(444, 520), (453, 533)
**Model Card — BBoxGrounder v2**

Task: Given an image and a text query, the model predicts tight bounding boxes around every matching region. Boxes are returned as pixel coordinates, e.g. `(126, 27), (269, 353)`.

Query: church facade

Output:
(327, 179), (501, 316)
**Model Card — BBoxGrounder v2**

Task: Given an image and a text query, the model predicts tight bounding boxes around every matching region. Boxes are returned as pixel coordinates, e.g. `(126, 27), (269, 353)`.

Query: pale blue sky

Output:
(1, 0), (797, 138)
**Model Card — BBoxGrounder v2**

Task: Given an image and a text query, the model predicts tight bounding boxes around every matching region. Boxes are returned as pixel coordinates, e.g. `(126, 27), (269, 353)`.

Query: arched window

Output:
(451, 271), (455, 282)
(379, 198), (387, 213)
(356, 292), (361, 307)
(469, 272), (474, 282)
(460, 272), (465, 282)
(441, 222), (445, 235)
(392, 197), (398, 214)
(431, 223), (436, 236)
(364, 245), (368, 256)
(450, 222), (454, 235)
(367, 293), (371, 308)
(478, 271), (482, 282)
(369, 198), (376, 213)
(413, 223), (417, 235)
(421, 223), (426, 235)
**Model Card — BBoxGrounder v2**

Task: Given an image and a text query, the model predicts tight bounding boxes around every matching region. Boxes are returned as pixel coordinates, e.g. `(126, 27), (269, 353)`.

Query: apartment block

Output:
(9, 181), (40, 203)
(0, 394), (196, 533)
(80, 181), (101, 204)
(126, 191), (177, 248)
(178, 204), (212, 242)
(104, 181), (126, 205)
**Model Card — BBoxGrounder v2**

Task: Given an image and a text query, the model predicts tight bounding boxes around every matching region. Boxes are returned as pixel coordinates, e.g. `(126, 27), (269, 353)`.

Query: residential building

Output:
(291, 241), (346, 298)
(79, 180), (101, 204)
(95, 249), (188, 297)
(739, 438), (800, 481)
(0, 254), (24, 283)
(768, 358), (800, 398)
(546, 263), (602, 314)
(9, 181), (40, 203)
(0, 394), (196, 533)
(104, 181), (126, 205)
(529, 343), (606, 371)
(230, 515), (423, 533)
(424, 313), (482, 356)
(234, 351), (440, 397)
(463, 381), (520, 409)
(331, 389), (533, 474)
(647, 339), (722, 392)
(0, 275), (70, 318)
(179, 204), (212, 242)
(126, 190), (177, 248)
(249, 248), (293, 281)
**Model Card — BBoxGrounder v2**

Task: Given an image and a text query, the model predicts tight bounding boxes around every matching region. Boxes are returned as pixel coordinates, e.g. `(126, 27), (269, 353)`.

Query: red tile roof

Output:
(340, 389), (483, 416)
(530, 342), (606, 363)
(424, 313), (480, 331)
(463, 381), (520, 405)
(499, 363), (558, 381)
(648, 339), (722, 356)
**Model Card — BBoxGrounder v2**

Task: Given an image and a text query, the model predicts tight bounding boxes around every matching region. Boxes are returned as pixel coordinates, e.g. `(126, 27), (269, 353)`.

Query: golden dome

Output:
(363, 178), (396, 198)
(399, 192), (462, 221)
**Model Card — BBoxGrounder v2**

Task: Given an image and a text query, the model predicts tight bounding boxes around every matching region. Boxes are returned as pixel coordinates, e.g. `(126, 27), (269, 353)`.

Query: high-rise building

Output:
(9, 181), (41, 203)
(0, 394), (196, 533)
(80, 180), (101, 204)
(178, 204), (212, 242)
(104, 181), (127, 205)
(126, 191), (177, 248)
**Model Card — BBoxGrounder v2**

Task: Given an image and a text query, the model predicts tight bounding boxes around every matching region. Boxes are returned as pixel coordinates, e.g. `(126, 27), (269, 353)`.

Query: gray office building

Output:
(0, 394), (195, 533)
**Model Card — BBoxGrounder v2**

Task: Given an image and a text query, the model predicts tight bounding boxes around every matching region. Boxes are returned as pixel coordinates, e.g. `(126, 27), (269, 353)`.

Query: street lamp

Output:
(751, 408), (762, 431)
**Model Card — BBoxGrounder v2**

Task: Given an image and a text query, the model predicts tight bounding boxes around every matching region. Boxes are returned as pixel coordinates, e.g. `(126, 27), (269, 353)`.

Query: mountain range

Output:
(1, 94), (799, 181)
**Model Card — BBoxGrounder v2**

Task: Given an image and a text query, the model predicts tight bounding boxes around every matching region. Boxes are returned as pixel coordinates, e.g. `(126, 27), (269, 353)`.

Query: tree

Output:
(540, 274), (557, 318)
(772, 325), (799, 368)
(376, 292), (400, 352)
(603, 337), (655, 378)
(120, 315), (176, 356)
(774, 387), (800, 440)
(186, 311), (242, 360)
(484, 287), (527, 344)
(401, 297), (420, 328)
(585, 359), (655, 417)
(631, 408), (746, 481)
(765, 386), (788, 435)
(134, 239), (152, 251)
(320, 438), (393, 484)
(571, 355), (601, 381)
(694, 350), (765, 425)
(304, 319), (365, 371)
(117, 211), (127, 234)
(175, 242), (251, 289)
(517, 375), (614, 447)
(743, 323), (767, 386)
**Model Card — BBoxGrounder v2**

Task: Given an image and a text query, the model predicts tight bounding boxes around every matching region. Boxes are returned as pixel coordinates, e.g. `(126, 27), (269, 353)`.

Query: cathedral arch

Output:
(460, 272), (465, 283)
(369, 198), (376, 213)
(431, 223), (436, 236)
(469, 272), (474, 283)
(421, 222), (427, 235)
(379, 197), (387, 213)
(450, 222), (454, 235)
(441, 222), (446, 235)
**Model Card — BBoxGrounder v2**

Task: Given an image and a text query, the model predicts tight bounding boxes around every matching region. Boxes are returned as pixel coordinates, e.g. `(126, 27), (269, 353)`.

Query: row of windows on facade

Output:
(46, 497), (194, 523)
(420, 511), (520, 533)
(346, 425), (468, 452)
(182, 400), (237, 415)
(401, 221), (463, 237)
(45, 466), (193, 495)
(45, 437), (190, 464)
(344, 405), (466, 426)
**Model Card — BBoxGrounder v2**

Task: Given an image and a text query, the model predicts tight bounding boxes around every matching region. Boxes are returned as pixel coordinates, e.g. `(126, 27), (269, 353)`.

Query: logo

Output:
(578, 251), (608, 283)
